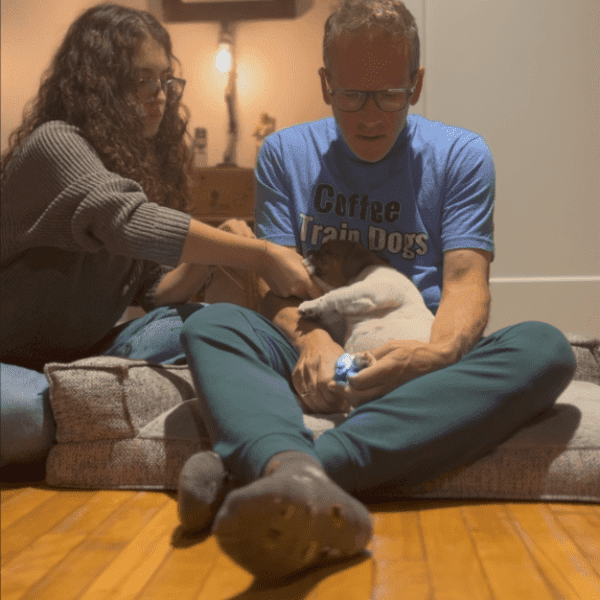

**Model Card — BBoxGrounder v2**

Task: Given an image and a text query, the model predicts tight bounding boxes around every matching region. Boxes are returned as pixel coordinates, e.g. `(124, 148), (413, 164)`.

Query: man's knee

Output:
(516, 321), (575, 374)
(180, 303), (257, 344)
(501, 321), (576, 405)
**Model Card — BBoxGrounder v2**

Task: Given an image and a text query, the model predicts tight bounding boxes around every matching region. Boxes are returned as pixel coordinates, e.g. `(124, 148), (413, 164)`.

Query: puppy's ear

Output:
(341, 243), (382, 281)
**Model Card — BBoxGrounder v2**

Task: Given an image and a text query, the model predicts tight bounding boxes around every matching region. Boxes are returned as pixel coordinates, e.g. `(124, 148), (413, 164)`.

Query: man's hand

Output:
(293, 329), (350, 414)
(327, 339), (453, 407)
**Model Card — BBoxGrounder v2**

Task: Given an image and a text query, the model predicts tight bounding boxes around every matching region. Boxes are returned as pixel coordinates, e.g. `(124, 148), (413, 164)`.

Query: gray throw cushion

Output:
(45, 359), (207, 489)
(45, 339), (600, 502)
(566, 333), (600, 385)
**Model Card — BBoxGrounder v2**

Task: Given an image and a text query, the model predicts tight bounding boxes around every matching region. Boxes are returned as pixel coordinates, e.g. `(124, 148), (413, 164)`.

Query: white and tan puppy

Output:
(299, 240), (435, 354)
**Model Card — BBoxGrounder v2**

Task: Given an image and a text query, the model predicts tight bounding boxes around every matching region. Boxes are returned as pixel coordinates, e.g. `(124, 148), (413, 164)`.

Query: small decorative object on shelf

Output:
(187, 166), (255, 227)
(191, 127), (208, 169)
(253, 112), (276, 162)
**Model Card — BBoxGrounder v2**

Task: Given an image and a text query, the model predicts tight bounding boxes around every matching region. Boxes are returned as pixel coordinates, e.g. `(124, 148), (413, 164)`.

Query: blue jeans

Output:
(0, 304), (205, 467)
(180, 304), (577, 494)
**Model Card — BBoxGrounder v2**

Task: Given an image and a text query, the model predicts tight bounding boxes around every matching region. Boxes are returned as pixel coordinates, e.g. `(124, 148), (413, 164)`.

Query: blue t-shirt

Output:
(255, 114), (495, 314)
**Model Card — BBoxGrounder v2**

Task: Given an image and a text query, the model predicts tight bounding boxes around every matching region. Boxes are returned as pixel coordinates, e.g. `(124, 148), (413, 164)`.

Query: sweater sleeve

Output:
(131, 262), (173, 312)
(1, 121), (191, 267)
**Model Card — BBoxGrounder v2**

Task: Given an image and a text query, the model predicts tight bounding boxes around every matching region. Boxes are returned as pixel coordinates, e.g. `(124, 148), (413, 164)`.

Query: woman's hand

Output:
(259, 243), (322, 300)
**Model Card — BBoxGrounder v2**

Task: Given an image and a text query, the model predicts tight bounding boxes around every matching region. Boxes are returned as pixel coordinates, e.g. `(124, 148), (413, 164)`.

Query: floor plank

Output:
(11, 491), (167, 600)
(547, 502), (600, 516)
(420, 504), (494, 600)
(135, 535), (221, 600)
(0, 487), (27, 503)
(370, 506), (432, 600)
(507, 503), (600, 599)
(1, 489), (137, 600)
(460, 503), (557, 600)
(76, 499), (177, 600)
(551, 510), (600, 576)
(1, 489), (96, 567)
(1, 488), (58, 531)
(309, 555), (374, 600)
(2, 486), (599, 600)
(194, 550), (254, 599)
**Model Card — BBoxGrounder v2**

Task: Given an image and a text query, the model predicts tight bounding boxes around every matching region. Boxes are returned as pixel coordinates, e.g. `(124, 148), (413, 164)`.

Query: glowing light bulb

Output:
(216, 44), (232, 74)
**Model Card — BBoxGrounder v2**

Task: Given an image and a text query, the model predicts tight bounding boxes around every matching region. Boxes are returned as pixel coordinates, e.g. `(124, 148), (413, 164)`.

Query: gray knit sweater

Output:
(1, 121), (192, 370)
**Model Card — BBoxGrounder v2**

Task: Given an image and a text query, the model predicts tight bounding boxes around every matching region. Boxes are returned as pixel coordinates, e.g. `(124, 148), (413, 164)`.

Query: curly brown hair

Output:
(1, 3), (191, 211)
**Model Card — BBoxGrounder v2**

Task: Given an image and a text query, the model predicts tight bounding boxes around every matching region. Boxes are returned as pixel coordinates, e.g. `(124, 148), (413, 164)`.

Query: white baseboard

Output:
(490, 276), (600, 284)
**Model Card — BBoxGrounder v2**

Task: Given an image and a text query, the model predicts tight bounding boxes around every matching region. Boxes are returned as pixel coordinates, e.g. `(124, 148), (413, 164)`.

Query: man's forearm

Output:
(259, 280), (330, 350)
(429, 282), (491, 365)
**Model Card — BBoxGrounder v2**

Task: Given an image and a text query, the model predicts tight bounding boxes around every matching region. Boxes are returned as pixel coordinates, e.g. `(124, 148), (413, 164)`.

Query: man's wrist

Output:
(429, 339), (468, 368)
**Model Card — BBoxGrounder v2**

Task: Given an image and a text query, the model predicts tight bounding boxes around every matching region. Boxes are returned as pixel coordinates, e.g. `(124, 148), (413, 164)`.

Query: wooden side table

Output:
(186, 165), (255, 226)
(186, 165), (257, 304)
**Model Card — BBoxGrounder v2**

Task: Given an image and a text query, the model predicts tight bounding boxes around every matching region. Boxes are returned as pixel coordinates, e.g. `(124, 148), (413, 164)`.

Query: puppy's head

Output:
(303, 240), (388, 288)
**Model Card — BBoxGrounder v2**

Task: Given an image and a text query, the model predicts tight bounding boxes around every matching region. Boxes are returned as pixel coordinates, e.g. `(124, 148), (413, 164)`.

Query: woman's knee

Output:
(106, 304), (206, 364)
(0, 364), (55, 466)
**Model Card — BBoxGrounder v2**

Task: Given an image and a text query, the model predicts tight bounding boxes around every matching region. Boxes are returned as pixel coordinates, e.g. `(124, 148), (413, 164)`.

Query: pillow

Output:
(45, 348), (600, 502)
(566, 332), (600, 385)
(45, 358), (208, 489)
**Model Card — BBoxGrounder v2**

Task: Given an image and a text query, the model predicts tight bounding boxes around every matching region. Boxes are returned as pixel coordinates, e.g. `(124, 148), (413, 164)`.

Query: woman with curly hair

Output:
(0, 3), (320, 471)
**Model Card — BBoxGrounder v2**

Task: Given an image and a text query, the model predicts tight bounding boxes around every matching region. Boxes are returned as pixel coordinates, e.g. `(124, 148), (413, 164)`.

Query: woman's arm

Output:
(179, 219), (321, 300)
(153, 218), (254, 305)
(152, 263), (212, 306)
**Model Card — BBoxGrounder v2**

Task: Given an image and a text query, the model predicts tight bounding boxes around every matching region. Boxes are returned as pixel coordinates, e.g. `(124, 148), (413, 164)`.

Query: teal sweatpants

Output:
(180, 304), (576, 495)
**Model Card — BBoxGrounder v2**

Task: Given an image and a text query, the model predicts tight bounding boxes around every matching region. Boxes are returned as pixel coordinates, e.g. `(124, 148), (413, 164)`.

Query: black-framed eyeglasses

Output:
(327, 86), (415, 112)
(325, 71), (415, 112)
(136, 76), (186, 101)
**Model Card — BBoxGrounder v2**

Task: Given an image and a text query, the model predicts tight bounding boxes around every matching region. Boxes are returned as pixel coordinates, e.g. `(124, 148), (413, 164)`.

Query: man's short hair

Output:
(323, 0), (420, 83)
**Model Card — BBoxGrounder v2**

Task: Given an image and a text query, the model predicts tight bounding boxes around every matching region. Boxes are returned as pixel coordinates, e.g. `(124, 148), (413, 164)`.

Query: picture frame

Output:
(161, 0), (307, 22)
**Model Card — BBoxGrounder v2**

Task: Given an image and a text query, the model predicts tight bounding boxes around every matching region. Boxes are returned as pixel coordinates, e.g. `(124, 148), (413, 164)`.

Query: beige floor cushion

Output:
(44, 349), (600, 502)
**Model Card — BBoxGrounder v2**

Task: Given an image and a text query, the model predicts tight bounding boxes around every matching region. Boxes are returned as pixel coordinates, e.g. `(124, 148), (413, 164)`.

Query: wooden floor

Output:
(1, 481), (599, 600)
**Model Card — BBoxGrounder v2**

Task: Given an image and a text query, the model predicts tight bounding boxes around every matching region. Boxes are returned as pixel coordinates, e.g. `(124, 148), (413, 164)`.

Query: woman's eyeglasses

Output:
(136, 76), (186, 102)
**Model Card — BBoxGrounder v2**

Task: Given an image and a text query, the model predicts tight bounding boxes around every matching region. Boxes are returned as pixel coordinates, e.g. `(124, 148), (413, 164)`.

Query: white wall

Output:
(421, 0), (599, 335)
(2, 0), (598, 335)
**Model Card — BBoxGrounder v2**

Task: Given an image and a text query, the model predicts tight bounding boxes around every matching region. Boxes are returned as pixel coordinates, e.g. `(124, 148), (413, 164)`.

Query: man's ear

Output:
(410, 66), (425, 106)
(319, 67), (333, 106)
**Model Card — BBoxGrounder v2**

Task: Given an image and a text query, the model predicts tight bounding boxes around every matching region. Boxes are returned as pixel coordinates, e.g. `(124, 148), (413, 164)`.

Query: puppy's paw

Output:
(298, 298), (323, 319)
(345, 298), (377, 315)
